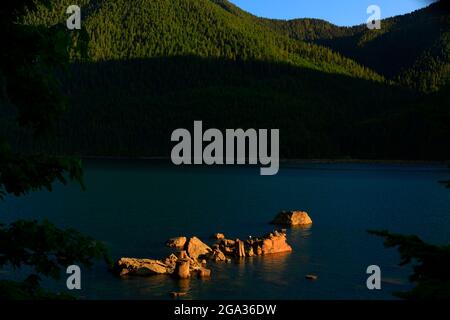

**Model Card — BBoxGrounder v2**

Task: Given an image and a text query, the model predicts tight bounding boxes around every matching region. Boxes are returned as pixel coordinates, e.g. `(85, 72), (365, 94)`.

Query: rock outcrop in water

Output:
(271, 210), (313, 226)
(114, 237), (212, 278)
(260, 231), (293, 254)
(213, 230), (292, 258)
(210, 246), (227, 262)
(186, 236), (212, 260)
(235, 239), (246, 257)
(114, 227), (296, 279)
(114, 250), (208, 279)
(175, 259), (191, 279)
(114, 258), (169, 276)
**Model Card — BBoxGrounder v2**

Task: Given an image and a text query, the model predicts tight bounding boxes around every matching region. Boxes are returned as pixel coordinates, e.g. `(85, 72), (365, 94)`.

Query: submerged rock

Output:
(305, 274), (318, 281)
(170, 291), (188, 298)
(114, 258), (168, 276)
(271, 210), (312, 226)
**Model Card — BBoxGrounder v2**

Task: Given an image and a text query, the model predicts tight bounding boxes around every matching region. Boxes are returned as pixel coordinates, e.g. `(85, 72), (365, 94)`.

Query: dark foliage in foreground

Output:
(0, 0), (84, 195)
(369, 230), (450, 300)
(0, 220), (110, 300)
(0, 0), (109, 299)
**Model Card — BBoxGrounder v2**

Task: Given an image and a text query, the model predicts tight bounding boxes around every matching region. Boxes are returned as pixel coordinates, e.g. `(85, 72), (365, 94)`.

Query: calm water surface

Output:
(2, 160), (450, 299)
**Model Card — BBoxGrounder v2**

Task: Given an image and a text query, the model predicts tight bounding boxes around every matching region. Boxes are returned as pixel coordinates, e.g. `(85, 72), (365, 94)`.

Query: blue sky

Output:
(229, 0), (435, 26)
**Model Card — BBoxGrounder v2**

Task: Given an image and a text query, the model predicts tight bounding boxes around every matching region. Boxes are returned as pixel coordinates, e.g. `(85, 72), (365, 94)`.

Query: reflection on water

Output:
(175, 279), (191, 299)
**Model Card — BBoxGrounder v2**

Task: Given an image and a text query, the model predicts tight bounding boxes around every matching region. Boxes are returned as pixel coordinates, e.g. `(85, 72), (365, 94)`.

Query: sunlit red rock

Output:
(166, 236), (187, 248)
(186, 236), (212, 260)
(175, 260), (191, 279)
(114, 257), (168, 276)
(271, 210), (313, 226)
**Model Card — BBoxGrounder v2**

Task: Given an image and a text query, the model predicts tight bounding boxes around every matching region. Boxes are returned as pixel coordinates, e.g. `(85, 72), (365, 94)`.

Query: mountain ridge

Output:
(22, 0), (384, 82)
(256, 1), (449, 92)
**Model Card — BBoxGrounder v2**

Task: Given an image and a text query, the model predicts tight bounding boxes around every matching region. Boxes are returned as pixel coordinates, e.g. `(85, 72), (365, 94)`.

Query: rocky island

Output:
(113, 211), (311, 282)
(114, 230), (292, 279)
(271, 210), (313, 226)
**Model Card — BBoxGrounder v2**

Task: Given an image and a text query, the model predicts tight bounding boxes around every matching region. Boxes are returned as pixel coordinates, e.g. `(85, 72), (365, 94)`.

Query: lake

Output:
(1, 160), (450, 299)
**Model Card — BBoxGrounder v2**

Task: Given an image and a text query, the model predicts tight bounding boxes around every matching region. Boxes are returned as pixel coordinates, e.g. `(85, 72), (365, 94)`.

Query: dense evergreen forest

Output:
(1, 0), (449, 160)
(258, 1), (450, 93)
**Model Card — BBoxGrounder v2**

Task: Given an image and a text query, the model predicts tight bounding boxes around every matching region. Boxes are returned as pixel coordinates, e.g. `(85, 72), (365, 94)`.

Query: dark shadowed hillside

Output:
(3, 57), (448, 160)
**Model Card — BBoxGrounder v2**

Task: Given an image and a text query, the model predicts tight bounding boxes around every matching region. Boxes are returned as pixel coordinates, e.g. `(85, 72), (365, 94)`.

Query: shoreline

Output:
(78, 155), (450, 166)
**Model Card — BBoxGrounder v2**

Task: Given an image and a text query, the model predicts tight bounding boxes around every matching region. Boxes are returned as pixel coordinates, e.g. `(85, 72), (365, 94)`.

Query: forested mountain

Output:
(259, 1), (450, 92)
(21, 0), (382, 80)
(213, 0), (363, 40)
(0, 0), (448, 160)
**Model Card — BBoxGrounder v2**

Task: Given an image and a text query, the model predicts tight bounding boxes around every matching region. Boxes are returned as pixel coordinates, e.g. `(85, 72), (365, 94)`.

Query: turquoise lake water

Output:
(1, 160), (450, 299)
